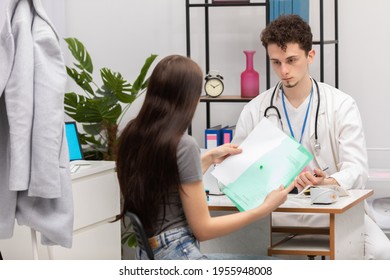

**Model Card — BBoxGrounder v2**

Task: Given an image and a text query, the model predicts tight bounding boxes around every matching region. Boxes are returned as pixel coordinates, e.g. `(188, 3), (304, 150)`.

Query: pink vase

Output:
(240, 50), (259, 98)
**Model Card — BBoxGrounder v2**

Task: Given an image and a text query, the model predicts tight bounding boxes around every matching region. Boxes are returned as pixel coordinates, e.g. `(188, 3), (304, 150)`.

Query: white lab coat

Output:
(233, 81), (369, 190)
(232, 81), (390, 259)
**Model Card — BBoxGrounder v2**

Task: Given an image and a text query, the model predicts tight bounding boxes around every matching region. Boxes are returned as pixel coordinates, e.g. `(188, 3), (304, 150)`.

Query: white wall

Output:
(338, 0), (390, 168)
(61, 0), (390, 169)
(64, 0), (187, 125)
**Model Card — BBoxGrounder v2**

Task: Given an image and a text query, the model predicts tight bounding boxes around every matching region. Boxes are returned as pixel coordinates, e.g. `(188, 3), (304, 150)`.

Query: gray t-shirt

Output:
(152, 134), (203, 236)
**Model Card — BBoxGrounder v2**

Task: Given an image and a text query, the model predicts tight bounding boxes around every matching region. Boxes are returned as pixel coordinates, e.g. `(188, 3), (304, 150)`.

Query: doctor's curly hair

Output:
(261, 14), (313, 54)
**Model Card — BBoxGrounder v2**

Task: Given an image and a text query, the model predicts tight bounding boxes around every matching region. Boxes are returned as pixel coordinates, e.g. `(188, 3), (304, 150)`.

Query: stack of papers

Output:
(211, 118), (313, 212)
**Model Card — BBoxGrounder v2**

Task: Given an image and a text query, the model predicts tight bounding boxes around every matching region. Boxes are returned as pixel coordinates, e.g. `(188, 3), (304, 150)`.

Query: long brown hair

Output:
(116, 55), (203, 231)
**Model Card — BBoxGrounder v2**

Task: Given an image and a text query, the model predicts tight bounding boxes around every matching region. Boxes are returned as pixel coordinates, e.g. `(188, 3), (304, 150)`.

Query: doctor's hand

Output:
(293, 168), (335, 191)
(201, 143), (242, 173)
(293, 168), (326, 191)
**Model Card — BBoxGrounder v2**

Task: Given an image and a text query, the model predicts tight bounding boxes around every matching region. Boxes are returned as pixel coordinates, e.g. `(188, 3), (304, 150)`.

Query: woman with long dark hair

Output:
(116, 55), (293, 259)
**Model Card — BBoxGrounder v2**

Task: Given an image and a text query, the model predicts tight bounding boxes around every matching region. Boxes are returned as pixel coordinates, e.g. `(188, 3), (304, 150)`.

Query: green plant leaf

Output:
(121, 226), (137, 248)
(65, 37), (93, 73)
(117, 92), (137, 104)
(64, 92), (86, 119)
(100, 68), (137, 104)
(127, 234), (137, 248)
(95, 86), (120, 106)
(80, 98), (122, 123)
(131, 54), (158, 93)
(66, 67), (94, 95)
(64, 93), (122, 124)
(121, 232), (137, 248)
(82, 123), (102, 136)
(79, 133), (107, 156)
(79, 133), (102, 146)
(64, 37), (158, 160)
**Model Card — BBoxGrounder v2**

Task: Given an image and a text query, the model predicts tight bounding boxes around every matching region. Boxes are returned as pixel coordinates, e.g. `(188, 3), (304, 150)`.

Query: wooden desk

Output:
(269, 189), (373, 260)
(207, 189), (373, 260)
(208, 194), (237, 211)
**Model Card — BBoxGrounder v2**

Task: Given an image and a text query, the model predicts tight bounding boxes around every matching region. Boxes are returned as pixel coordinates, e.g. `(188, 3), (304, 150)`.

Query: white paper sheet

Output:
(211, 118), (287, 186)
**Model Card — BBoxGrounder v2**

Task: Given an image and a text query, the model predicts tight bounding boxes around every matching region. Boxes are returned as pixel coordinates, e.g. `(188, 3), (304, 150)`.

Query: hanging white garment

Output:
(0, 0), (73, 248)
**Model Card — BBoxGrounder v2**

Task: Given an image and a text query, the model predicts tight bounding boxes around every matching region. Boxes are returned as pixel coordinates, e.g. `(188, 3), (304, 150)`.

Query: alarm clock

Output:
(204, 71), (224, 98)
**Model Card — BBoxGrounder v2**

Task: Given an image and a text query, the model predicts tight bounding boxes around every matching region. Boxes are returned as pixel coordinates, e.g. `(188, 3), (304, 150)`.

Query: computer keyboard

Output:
(70, 163), (80, 174)
(69, 160), (92, 174)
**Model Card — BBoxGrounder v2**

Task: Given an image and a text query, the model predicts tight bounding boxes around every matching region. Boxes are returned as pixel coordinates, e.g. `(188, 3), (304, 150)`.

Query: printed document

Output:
(211, 118), (313, 211)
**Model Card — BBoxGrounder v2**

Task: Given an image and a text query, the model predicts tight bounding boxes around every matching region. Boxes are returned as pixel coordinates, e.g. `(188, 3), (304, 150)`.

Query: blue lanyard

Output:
(281, 86), (313, 143)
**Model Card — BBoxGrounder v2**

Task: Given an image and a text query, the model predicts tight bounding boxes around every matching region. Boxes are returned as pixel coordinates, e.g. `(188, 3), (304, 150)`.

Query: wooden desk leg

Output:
(333, 202), (365, 259)
(329, 214), (335, 260)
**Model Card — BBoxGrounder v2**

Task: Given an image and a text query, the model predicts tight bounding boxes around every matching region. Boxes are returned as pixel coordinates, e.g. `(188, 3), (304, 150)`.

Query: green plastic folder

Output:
(222, 136), (313, 212)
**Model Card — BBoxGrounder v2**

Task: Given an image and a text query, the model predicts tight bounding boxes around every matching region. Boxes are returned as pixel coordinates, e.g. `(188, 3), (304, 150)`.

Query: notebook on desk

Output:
(65, 121), (90, 173)
(65, 121), (83, 161)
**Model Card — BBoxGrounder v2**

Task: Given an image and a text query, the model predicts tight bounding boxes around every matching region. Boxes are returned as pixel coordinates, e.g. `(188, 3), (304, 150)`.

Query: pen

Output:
(314, 167), (329, 177)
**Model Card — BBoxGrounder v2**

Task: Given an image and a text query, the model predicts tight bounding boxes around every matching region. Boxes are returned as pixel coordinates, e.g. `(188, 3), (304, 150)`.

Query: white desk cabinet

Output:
(0, 161), (121, 260)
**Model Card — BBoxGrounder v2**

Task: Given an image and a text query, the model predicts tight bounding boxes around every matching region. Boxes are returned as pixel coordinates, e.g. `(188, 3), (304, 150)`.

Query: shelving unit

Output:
(314, 0), (339, 85)
(185, 1), (270, 89)
(186, 0), (339, 132)
(199, 95), (252, 130)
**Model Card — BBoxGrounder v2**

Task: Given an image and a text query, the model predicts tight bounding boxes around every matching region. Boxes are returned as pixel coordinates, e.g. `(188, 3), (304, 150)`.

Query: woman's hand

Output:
(260, 183), (295, 213)
(201, 143), (242, 173)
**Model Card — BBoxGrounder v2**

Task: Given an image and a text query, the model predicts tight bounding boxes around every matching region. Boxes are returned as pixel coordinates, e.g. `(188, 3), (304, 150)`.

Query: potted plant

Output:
(64, 37), (157, 161)
(64, 38), (156, 252)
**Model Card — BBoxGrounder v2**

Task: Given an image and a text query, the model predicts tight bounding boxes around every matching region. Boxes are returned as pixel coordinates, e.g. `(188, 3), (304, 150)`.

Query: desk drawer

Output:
(72, 170), (120, 230)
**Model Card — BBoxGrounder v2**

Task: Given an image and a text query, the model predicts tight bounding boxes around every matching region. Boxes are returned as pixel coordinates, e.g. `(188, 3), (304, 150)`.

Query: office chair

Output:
(126, 212), (155, 260)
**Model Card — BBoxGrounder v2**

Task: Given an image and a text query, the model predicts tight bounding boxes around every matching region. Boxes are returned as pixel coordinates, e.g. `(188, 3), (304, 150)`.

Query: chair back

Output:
(126, 212), (155, 260)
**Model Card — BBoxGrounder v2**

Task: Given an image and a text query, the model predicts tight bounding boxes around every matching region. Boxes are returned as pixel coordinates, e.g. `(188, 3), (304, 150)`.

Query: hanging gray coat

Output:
(0, 0), (73, 248)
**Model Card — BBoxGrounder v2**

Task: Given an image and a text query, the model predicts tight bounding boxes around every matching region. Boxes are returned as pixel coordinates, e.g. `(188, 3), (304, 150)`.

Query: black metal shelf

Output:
(200, 96), (254, 129)
(186, 0), (271, 90)
(313, 40), (339, 45)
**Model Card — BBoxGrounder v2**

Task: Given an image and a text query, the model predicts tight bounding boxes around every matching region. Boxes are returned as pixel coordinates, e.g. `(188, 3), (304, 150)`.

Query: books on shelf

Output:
(205, 125), (222, 149)
(221, 125), (236, 144)
(205, 124), (236, 149)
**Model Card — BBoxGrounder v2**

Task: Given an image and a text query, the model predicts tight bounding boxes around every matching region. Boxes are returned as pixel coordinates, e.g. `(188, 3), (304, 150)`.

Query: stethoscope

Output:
(264, 78), (321, 153)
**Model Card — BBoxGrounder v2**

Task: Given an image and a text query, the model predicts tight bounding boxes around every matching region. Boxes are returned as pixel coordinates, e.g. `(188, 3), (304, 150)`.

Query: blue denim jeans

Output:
(137, 226), (207, 260)
(136, 226), (277, 260)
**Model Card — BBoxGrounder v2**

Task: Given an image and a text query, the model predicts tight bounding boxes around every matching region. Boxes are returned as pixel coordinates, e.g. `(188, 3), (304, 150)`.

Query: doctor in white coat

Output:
(232, 14), (390, 259)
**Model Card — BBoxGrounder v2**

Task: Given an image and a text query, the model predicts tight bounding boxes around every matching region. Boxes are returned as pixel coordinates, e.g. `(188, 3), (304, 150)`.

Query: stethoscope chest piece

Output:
(314, 141), (321, 155)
